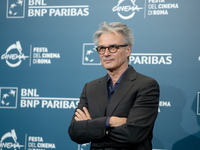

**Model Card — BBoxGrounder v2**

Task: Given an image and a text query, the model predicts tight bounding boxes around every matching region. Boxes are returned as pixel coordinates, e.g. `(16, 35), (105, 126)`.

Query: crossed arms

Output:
(68, 78), (159, 148)
(75, 107), (127, 128)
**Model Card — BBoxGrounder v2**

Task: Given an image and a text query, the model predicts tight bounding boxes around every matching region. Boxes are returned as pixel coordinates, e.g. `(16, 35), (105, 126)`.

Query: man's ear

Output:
(126, 45), (131, 57)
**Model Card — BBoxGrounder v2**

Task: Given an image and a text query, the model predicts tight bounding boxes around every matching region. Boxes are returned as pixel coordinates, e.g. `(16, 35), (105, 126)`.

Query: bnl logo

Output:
(0, 87), (18, 109)
(7, 0), (25, 18)
(197, 92), (200, 115)
(82, 43), (101, 65)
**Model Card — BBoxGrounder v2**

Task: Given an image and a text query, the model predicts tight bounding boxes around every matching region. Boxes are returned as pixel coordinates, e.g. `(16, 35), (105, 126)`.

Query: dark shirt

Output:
(106, 66), (130, 130)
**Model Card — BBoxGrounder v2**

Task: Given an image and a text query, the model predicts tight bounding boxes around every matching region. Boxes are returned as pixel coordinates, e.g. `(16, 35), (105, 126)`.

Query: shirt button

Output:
(106, 131), (109, 135)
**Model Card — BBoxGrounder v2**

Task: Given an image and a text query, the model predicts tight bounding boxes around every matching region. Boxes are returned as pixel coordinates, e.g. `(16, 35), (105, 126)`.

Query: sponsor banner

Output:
(129, 53), (172, 65)
(112, 0), (179, 20)
(1, 41), (61, 67)
(147, 0), (179, 16)
(6, 0), (89, 18)
(20, 88), (79, 109)
(0, 129), (56, 150)
(1, 87), (171, 112)
(0, 129), (168, 150)
(82, 44), (172, 66)
(27, 135), (56, 150)
(31, 46), (60, 65)
(0, 87), (79, 109)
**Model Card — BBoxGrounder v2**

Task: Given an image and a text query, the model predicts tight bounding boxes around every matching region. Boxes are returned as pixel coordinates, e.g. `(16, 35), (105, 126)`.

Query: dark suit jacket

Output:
(68, 66), (160, 150)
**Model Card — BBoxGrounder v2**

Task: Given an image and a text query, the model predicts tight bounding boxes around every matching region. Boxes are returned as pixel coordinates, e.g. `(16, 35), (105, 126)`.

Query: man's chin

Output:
(102, 65), (110, 69)
(102, 65), (115, 72)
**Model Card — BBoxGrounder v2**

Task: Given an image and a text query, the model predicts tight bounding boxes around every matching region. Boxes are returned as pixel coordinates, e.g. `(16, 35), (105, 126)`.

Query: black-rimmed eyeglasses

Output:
(96, 44), (128, 54)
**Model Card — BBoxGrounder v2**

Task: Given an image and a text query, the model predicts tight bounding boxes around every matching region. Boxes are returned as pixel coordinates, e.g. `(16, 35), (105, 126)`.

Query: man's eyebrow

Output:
(97, 45), (104, 47)
(98, 44), (117, 47)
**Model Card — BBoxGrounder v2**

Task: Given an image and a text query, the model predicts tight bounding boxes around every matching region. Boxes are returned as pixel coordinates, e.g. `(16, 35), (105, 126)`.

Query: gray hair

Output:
(93, 22), (134, 48)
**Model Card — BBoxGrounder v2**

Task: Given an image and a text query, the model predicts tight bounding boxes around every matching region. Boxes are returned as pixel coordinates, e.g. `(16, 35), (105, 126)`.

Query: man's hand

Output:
(109, 116), (127, 127)
(75, 107), (92, 121)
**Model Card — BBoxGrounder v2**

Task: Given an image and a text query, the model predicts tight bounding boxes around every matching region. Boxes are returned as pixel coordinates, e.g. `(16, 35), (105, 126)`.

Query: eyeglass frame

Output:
(96, 44), (128, 54)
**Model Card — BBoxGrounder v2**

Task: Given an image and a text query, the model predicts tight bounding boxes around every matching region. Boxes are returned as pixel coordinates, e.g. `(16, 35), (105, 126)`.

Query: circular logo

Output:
(1, 41), (29, 67)
(112, 0), (143, 20)
(0, 129), (24, 149)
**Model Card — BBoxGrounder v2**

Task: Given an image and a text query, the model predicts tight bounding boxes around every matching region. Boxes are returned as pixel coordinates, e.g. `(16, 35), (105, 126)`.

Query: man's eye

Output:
(109, 45), (116, 48)
(100, 47), (106, 50)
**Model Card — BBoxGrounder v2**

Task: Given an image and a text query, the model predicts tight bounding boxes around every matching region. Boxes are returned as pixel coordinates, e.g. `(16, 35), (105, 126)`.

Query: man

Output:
(68, 22), (160, 150)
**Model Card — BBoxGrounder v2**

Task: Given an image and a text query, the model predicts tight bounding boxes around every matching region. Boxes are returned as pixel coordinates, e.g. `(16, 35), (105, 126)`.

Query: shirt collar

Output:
(107, 65), (130, 84)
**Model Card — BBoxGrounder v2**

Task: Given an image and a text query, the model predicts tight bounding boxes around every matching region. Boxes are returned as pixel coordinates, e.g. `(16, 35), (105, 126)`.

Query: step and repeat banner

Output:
(0, 0), (200, 150)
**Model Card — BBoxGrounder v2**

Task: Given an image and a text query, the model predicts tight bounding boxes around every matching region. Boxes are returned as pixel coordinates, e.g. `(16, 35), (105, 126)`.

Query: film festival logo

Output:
(0, 87), (18, 109)
(7, 0), (25, 18)
(82, 43), (101, 65)
(0, 129), (24, 150)
(1, 41), (29, 68)
(112, 0), (143, 20)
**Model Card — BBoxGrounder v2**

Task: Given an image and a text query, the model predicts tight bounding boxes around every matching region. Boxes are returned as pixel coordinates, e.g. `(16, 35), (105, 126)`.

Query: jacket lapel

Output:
(95, 75), (109, 116)
(106, 66), (137, 116)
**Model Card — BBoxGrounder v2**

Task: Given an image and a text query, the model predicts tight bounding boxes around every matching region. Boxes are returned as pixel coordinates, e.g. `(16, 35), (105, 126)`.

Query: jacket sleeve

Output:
(68, 83), (107, 144)
(92, 79), (160, 148)
(113, 79), (159, 141)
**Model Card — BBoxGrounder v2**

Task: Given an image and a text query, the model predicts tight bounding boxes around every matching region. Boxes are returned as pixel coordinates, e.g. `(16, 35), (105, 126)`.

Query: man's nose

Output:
(104, 47), (111, 55)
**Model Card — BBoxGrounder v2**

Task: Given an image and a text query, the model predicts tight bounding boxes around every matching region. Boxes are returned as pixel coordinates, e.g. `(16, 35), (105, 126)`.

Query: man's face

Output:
(98, 32), (131, 72)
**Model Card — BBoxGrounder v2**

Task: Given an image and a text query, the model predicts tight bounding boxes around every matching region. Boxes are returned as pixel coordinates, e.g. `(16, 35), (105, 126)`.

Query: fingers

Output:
(74, 109), (85, 121)
(74, 107), (92, 121)
(77, 109), (86, 117)
(83, 107), (91, 118)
